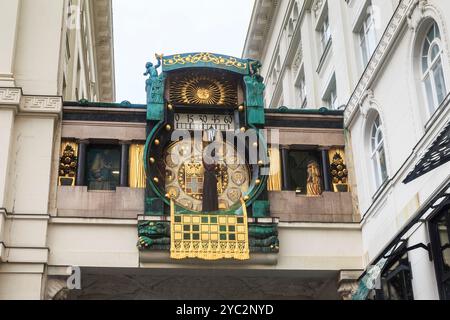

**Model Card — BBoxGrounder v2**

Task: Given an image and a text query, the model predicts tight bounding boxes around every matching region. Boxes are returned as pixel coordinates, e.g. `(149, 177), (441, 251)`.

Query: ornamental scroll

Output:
(170, 198), (250, 261)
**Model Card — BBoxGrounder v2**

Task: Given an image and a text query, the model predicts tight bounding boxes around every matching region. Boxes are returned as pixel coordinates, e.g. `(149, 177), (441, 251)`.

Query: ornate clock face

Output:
(164, 140), (250, 212)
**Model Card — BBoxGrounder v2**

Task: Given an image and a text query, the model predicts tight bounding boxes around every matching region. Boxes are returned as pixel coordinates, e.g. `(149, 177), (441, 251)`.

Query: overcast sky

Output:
(112, 0), (255, 103)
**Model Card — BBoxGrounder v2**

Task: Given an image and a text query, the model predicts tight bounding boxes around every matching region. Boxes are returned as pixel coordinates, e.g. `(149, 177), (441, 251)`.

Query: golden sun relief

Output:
(169, 70), (238, 106)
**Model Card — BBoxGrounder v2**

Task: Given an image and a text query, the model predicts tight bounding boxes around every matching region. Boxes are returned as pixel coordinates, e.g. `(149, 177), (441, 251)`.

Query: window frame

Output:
(295, 68), (307, 109)
(320, 16), (331, 53)
(421, 22), (448, 116)
(322, 73), (338, 110)
(370, 115), (388, 190)
(359, 4), (377, 67)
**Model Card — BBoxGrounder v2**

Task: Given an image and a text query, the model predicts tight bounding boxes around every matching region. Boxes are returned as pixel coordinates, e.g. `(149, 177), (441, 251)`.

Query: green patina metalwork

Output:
(143, 120), (167, 216)
(138, 221), (171, 249)
(252, 200), (270, 218)
(244, 60), (265, 126)
(140, 52), (279, 256)
(162, 52), (251, 75)
(145, 57), (166, 121)
(242, 125), (270, 209)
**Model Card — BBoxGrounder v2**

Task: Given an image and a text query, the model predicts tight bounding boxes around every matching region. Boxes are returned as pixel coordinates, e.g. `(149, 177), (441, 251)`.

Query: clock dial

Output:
(164, 140), (249, 212)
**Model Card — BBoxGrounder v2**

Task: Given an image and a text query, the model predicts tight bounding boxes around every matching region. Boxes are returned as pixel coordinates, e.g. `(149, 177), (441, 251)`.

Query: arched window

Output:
(421, 22), (447, 114)
(370, 115), (388, 189)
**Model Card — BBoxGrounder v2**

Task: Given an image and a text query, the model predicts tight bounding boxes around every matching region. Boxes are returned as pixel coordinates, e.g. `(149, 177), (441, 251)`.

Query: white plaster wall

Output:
(408, 224), (440, 300)
(277, 223), (363, 271)
(346, 0), (450, 299)
(47, 220), (139, 268)
(13, 0), (64, 95)
(0, 273), (43, 300)
(7, 116), (56, 215)
(257, 0), (397, 110)
(4, 218), (49, 248)
(0, 0), (20, 86)
(0, 109), (15, 208)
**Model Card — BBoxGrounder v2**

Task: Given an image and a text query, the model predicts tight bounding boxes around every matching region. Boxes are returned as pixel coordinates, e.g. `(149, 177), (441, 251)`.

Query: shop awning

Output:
(353, 178), (450, 300)
(403, 121), (450, 184)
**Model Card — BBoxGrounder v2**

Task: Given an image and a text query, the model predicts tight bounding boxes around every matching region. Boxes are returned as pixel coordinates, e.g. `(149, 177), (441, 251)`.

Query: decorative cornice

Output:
(312, 0), (324, 18)
(242, 0), (280, 60)
(91, 0), (115, 102)
(0, 87), (62, 115)
(21, 96), (62, 114)
(0, 87), (21, 105)
(406, 0), (428, 31)
(344, 0), (415, 127)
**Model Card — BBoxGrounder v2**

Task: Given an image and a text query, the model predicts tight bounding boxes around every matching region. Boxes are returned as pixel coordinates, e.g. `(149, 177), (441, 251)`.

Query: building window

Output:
(359, 5), (377, 66)
(62, 76), (67, 100)
(320, 15), (331, 54)
(65, 32), (71, 61)
(323, 74), (338, 109)
(327, 87), (338, 110)
(86, 144), (121, 190)
(380, 253), (414, 300)
(430, 206), (450, 300)
(370, 115), (388, 189)
(296, 72), (307, 108)
(422, 22), (448, 114)
(284, 149), (323, 196)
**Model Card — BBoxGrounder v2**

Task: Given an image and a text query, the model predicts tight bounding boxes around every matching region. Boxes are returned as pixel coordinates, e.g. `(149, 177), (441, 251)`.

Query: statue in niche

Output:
(89, 150), (115, 190)
(202, 127), (220, 212)
(144, 54), (163, 104)
(306, 160), (323, 196)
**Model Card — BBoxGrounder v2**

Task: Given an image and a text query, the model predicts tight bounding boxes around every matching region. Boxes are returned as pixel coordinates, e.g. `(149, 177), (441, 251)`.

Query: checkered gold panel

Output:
(170, 199), (249, 260)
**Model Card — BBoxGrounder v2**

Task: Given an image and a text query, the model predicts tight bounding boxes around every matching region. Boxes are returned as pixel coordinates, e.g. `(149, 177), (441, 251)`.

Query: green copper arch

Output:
(162, 52), (252, 75)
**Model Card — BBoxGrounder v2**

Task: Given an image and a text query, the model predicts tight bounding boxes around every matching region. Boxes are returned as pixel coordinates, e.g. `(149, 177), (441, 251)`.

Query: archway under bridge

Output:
(65, 268), (340, 300)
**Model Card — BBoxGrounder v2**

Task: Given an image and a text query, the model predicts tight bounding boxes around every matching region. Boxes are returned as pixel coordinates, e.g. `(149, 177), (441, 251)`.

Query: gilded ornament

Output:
(330, 152), (348, 185)
(166, 170), (176, 183)
(231, 171), (246, 186)
(227, 188), (242, 203)
(166, 186), (180, 199)
(58, 144), (78, 186)
(163, 53), (248, 70)
(169, 71), (237, 106)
